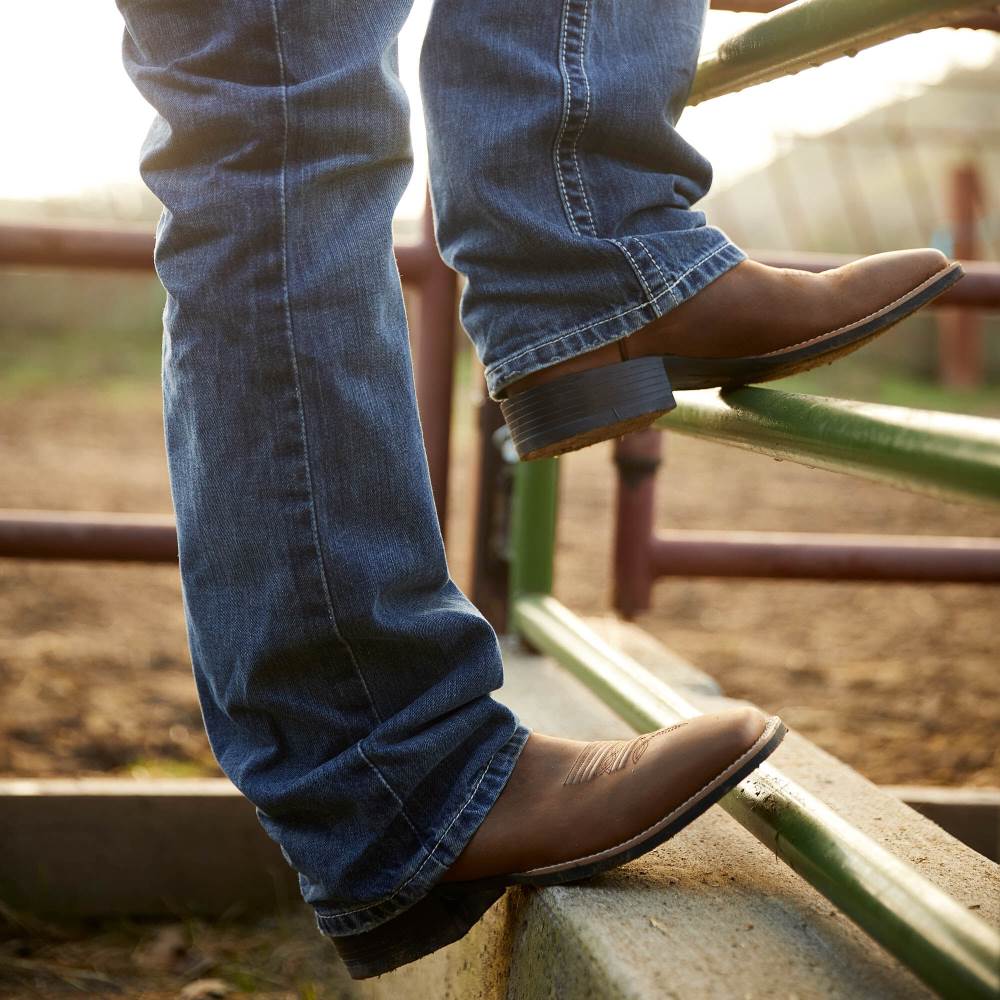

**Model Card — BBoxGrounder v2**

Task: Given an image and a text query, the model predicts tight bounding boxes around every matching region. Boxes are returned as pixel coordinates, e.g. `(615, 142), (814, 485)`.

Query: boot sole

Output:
(501, 261), (963, 461)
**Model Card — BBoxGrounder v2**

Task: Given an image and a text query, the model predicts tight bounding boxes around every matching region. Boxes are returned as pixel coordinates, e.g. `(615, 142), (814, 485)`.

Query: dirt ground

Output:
(1, 383), (998, 787)
(554, 425), (1000, 788)
(0, 905), (356, 1000)
(1, 379), (998, 998)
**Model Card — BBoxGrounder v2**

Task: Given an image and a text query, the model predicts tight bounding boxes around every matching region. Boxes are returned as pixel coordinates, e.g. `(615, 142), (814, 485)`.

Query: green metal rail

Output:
(511, 592), (1000, 1000)
(656, 387), (1000, 506)
(507, 458), (560, 600)
(506, 430), (1000, 996)
(690, 0), (986, 104)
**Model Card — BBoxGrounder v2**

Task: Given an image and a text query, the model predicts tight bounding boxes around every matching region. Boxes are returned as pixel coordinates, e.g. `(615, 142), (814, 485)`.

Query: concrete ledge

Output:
(0, 778), (299, 917)
(886, 785), (1000, 863)
(2, 621), (997, 997)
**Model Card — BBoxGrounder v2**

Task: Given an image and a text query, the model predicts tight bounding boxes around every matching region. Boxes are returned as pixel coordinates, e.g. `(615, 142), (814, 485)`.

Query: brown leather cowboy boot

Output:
(500, 249), (962, 460)
(442, 707), (784, 886)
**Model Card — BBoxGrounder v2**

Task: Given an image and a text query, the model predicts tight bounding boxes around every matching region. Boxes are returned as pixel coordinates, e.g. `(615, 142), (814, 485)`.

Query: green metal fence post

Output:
(508, 458), (560, 608)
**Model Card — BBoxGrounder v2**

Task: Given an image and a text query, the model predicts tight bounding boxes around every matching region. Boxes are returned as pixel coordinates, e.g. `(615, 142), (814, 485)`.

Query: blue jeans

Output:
(116, 0), (741, 978)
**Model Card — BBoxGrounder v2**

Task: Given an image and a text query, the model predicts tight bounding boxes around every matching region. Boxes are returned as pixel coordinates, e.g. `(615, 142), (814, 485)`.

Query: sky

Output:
(1, 2), (997, 218)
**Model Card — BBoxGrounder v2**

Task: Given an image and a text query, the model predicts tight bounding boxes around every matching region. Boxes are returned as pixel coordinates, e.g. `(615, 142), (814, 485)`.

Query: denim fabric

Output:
(422, 0), (745, 399)
(116, 0), (738, 976)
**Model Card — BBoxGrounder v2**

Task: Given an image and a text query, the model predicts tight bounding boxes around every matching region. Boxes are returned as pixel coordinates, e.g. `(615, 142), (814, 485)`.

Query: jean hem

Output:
(484, 238), (747, 400)
(312, 720), (531, 937)
(322, 880), (512, 979)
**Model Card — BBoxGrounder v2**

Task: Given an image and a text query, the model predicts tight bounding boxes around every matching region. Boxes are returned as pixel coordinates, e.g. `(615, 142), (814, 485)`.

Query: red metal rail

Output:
(4, 225), (995, 310)
(0, 207), (458, 537)
(938, 165), (986, 385)
(612, 430), (1000, 619)
(0, 511), (178, 563)
(0, 221), (429, 282)
(650, 530), (1000, 582)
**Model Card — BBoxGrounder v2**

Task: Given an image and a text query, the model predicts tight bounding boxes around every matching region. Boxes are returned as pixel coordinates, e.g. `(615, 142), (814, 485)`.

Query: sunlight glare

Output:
(0, 2), (996, 217)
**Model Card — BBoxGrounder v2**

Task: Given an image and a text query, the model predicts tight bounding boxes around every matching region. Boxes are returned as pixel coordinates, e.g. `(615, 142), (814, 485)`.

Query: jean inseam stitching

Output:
(570, 0), (597, 234)
(488, 240), (737, 379)
(554, 0), (682, 326)
(317, 726), (523, 921)
(268, 1), (384, 732)
(609, 238), (658, 309)
(553, 0), (580, 237)
(357, 744), (432, 856)
(634, 238), (670, 290)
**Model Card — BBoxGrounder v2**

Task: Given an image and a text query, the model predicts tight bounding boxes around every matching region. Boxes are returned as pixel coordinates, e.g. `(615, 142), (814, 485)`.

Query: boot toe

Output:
(836, 247), (950, 302)
(647, 708), (770, 802)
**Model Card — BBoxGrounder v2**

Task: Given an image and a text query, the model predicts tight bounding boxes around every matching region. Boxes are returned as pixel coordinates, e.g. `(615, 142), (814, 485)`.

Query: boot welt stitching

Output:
(751, 262), (958, 358)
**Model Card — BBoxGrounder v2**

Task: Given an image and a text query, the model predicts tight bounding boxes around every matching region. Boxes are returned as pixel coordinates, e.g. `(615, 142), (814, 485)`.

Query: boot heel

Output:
(499, 356), (675, 461)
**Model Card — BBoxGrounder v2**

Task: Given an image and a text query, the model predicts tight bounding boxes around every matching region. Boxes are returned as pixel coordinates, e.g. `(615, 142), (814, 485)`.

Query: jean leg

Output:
(116, 0), (528, 937)
(421, 0), (745, 400)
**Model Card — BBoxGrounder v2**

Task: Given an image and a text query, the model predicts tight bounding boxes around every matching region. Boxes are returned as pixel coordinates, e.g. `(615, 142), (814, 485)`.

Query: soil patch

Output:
(1, 385), (998, 787)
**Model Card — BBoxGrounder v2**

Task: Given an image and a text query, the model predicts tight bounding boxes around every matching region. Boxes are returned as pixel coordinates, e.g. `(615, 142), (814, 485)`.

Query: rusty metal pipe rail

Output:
(0, 222), (431, 282)
(8, 513), (999, 587)
(650, 530), (1000, 582)
(691, 0), (998, 104)
(0, 511), (178, 563)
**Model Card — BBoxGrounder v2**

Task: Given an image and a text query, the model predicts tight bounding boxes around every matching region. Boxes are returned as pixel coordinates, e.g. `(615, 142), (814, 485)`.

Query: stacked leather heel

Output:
(500, 355), (675, 461)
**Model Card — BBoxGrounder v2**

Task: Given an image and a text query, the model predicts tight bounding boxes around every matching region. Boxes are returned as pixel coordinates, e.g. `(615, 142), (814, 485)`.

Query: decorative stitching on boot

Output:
(563, 723), (685, 785)
(525, 717), (783, 875)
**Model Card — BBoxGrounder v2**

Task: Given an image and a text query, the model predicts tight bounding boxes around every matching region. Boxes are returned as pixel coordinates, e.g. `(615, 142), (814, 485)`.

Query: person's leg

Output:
(115, 0), (528, 950)
(420, 0), (960, 461)
(116, 0), (787, 978)
(421, 0), (739, 395)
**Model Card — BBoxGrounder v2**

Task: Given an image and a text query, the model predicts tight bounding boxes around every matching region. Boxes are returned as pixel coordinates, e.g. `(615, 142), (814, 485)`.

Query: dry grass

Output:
(0, 904), (355, 999)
